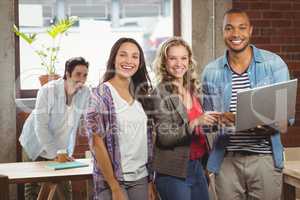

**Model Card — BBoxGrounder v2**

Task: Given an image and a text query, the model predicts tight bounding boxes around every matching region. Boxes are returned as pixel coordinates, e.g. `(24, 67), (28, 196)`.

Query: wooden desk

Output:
(283, 161), (300, 200)
(0, 159), (93, 199)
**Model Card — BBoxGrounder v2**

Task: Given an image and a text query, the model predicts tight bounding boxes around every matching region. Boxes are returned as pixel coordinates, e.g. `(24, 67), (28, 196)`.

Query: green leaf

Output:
(47, 16), (78, 38)
(12, 16), (79, 75)
(13, 24), (37, 44)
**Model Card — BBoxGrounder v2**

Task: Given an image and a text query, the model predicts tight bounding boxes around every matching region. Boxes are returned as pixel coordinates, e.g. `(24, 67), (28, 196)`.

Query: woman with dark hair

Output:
(86, 38), (154, 200)
(151, 37), (220, 200)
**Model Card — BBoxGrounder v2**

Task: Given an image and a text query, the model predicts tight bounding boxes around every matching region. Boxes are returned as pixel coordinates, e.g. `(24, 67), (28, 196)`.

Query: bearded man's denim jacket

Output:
(201, 45), (290, 173)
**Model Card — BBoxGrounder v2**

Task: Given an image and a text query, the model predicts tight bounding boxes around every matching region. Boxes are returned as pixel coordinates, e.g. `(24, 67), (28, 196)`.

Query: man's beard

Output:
(226, 39), (250, 54)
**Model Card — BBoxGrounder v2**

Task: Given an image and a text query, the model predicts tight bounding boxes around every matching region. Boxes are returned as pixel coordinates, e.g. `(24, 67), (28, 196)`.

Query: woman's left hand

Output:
(189, 111), (221, 130)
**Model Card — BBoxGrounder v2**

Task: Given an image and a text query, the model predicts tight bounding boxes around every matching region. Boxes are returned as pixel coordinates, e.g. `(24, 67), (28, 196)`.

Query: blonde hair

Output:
(153, 36), (200, 95)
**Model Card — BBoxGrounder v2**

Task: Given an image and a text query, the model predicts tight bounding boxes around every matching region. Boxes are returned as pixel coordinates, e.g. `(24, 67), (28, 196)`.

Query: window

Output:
(16, 0), (180, 98)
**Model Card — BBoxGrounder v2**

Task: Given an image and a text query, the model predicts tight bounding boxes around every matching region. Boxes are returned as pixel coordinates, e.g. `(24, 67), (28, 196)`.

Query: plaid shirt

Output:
(85, 83), (153, 198)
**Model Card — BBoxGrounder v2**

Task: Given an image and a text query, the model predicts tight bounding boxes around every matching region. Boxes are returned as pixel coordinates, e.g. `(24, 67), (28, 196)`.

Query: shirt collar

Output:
(58, 78), (65, 94)
(222, 44), (263, 68)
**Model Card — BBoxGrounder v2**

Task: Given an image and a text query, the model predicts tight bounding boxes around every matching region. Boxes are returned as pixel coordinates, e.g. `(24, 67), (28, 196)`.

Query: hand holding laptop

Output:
(276, 120), (288, 134)
(236, 119), (288, 135)
(239, 124), (276, 135)
(212, 112), (286, 135)
(219, 112), (235, 125)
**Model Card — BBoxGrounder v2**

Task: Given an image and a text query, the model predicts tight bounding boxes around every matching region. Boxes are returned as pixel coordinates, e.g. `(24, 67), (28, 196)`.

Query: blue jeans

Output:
(156, 160), (209, 200)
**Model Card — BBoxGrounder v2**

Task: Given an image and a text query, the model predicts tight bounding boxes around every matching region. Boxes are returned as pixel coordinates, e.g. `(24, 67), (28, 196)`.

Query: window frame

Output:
(15, 0), (181, 98)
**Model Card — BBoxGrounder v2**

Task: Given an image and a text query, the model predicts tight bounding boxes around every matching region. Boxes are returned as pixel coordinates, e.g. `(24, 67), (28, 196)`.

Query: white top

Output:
(19, 79), (90, 160)
(105, 82), (148, 181)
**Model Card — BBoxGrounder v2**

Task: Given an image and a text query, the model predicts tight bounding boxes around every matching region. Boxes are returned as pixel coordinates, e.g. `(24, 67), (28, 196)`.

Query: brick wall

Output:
(233, 0), (300, 74)
(233, 0), (300, 146)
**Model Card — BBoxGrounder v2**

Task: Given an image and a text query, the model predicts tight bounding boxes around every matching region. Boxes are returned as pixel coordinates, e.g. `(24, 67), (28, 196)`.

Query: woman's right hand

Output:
(111, 184), (127, 200)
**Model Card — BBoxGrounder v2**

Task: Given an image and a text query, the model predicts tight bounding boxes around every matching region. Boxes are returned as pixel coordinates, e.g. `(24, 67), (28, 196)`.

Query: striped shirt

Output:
(226, 71), (272, 153)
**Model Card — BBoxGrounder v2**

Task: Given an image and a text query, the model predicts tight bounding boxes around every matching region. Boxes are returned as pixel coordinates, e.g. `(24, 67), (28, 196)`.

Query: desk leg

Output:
(283, 182), (295, 200)
(17, 184), (25, 200)
(0, 175), (9, 200)
(37, 183), (57, 200)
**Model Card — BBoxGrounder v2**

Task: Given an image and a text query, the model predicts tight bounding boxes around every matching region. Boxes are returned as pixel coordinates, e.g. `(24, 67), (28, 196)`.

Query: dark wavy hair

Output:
(63, 57), (89, 80)
(102, 37), (152, 102)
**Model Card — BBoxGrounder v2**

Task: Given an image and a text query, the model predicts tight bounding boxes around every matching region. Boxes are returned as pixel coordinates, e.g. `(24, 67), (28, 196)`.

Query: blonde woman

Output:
(151, 37), (219, 200)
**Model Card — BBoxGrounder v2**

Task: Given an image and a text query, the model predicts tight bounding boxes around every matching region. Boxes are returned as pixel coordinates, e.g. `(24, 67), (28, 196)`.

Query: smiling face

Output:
(114, 42), (140, 79)
(223, 12), (253, 54)
(165, 45), (189, 81)
(166, 45), (189, 80)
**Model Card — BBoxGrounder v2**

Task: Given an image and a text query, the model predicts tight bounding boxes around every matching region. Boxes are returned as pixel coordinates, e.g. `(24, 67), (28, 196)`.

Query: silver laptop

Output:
(235, 79), (297, 132)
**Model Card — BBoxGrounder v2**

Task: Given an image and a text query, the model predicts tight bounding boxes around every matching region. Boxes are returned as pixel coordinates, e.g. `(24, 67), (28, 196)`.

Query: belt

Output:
(225, 151), (263, 157)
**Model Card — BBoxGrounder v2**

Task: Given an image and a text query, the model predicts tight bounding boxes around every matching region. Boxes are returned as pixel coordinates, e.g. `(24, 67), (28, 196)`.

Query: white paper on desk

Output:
(235, 79), (297, 132)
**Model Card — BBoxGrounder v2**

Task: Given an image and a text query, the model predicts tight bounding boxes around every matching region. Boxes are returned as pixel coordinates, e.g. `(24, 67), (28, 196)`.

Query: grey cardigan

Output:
(152, 83), (195, 178)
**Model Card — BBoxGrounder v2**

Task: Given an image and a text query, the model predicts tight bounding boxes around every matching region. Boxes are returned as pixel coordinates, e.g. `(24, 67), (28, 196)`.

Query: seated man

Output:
(19, 56), (90, 200)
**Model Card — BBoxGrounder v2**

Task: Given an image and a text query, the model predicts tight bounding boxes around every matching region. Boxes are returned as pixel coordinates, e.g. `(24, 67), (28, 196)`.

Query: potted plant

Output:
(13, 16), (78, 85)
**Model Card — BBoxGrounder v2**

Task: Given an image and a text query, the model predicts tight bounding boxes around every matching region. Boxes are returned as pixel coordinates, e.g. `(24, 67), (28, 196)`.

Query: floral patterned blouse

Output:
(85, 83), (153, 198)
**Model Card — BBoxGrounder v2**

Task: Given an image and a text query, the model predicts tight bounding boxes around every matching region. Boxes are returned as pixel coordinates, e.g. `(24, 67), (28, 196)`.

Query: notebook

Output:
(47, 161), (89, 170)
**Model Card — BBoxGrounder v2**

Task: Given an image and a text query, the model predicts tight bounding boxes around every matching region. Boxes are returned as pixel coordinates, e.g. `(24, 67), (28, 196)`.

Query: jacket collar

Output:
(57, 78), (65, 96)
(158, 83), (189, 123)
(222, 44), (264, 69)
(169, 94), (189, 123)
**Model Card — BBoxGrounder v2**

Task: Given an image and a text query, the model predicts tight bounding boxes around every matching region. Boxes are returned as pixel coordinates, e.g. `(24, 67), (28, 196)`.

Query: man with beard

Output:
(19, 57), (90, 199)
(202, 8), (290, 200)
